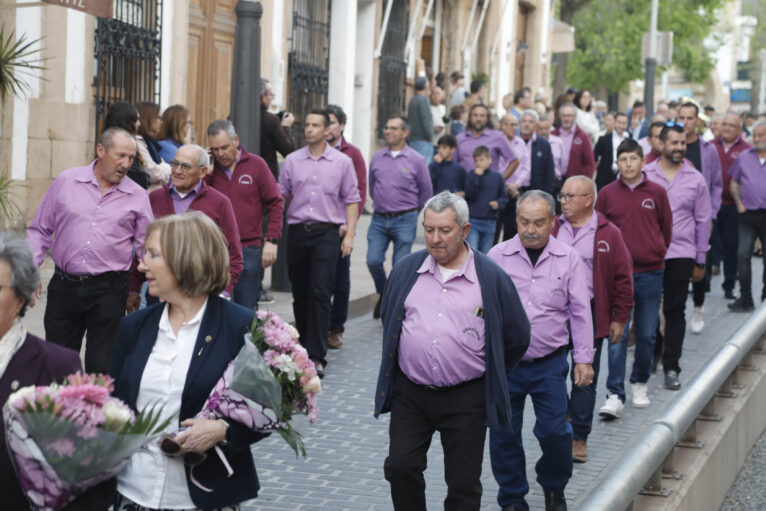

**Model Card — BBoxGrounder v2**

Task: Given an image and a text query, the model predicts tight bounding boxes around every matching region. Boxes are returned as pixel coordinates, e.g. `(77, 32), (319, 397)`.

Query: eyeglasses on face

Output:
(557, 193), (592, 202)
(169, 160), (194, 171)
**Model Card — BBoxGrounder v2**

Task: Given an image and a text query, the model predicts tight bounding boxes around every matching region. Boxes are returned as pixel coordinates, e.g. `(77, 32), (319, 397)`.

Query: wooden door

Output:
(187, 0), (237, 146)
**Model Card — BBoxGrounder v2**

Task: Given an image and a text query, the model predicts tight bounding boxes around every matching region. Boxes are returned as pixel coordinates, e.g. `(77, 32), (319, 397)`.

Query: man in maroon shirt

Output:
(644, 121), (665, 164)
(325, 104), (368, 349)
(595, 139), (673, 409)
(205, 119), (285, 310)
(148, 144), (243, 296)
(710, 113), (751, 299)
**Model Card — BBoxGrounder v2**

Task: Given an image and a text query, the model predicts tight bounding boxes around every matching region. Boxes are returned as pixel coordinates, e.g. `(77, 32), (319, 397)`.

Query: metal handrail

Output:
(578, 303), (766, 510)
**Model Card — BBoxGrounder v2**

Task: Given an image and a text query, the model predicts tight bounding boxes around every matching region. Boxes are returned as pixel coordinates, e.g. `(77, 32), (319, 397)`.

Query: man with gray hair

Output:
(148, 144), (243, 297)
(259, 77), (295, 179)
(407, 76), (435, 162)
(374, 191), (530, 510)
(27, 127), (154, 373)
(488, 190), (594, 511)
(205, 119), (284, 310)
(552, 102), (596, 179)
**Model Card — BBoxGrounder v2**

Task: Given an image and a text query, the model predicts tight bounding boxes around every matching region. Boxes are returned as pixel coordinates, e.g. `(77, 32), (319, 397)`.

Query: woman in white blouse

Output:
(110, 213), (267, 511)
(574, 89), (601, 142)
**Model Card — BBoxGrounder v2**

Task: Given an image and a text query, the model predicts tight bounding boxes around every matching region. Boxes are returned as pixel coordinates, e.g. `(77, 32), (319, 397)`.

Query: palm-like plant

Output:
(0, 28), (44, 225)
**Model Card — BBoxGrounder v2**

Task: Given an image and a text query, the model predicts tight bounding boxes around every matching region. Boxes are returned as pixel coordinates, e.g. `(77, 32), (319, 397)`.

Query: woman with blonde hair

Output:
(158, 104), (192, 163)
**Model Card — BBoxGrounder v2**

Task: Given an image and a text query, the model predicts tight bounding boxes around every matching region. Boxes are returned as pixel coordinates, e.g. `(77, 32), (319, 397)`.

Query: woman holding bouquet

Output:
(110, 212), (268, 511)
(0, 232), (113, 510)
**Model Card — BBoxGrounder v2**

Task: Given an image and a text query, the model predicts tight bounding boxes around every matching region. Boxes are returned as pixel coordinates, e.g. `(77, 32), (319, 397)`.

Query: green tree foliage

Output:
(565, 0), (725, 93)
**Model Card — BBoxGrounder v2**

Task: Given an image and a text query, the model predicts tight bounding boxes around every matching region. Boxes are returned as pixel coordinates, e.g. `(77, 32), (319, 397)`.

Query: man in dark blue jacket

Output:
(374, 191), (530, 511)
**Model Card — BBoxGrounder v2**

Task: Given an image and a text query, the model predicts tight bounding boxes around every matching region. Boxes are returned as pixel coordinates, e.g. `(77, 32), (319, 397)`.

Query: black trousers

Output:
(737, 210), (766, 300)
(654, 258), (694, 374)
(692, 220), (716, 306)
(44, 271), (129, 373)
(495, 197), (518, 245)
(385, 369), (486, 511)
(286, 225), (340, 365)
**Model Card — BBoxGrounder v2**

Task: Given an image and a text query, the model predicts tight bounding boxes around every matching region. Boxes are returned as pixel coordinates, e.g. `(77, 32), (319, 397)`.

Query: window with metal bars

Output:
(93, 0), (162, 143)
(377, 0), (409, 140)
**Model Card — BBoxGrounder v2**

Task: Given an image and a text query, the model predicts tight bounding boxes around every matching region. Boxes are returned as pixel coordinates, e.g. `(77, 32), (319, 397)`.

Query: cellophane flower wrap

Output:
(3, 373), (170, 511)
(195, 310), (321, 457)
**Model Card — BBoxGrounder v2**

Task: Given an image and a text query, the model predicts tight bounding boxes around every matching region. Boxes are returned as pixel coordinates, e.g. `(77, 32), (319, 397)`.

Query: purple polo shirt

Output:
(169, 181), (203, 214)
(455, 129), (516, 173)
(555, 213), (597, 299)
(27, 161), (154, 274)
(512, 133), (538, 187)
(729, 148), (766, 210)
(398, 245), (486, 387)
(488, 235), (594, 363)
(549, 135), (565, 179)
(501, 135), (529, 186)
(278, 144), (361, 225)
(368, 145), (432, 213)
(559, 128), (575, 177)
(645, 160), (712, 264)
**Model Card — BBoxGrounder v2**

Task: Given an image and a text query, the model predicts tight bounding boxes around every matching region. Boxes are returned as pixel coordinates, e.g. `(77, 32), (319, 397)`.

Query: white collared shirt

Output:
(0, 320), (25, 379)
(611, 130), (629, 171)
(117, 299), (208, 509)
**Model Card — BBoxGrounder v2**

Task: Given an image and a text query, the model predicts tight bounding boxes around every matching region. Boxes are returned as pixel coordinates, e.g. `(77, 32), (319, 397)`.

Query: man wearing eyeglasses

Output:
(552, 103), (596, 180)
(367, 115), (433, 320)
(676, 102), (722, 335)
(645, 123), (712, 391)
(148, 144), (243, 297)
(553, 176), (633, 463)
(259, 78), (295, 180)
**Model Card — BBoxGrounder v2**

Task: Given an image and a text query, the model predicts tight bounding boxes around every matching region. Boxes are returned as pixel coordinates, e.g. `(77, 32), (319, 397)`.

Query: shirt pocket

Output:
(321, 176), (341, 195)
(460, 313), (486, 354)
(545, 287), (569, 310)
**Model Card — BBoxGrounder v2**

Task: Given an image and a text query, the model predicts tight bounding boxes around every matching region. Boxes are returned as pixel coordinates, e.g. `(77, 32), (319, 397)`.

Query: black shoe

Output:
(723, 288), (737, 300)
(314, 361), (325, 379)
(544, 491), (567, 511)
(373, 296), (382, 319)
(728, 296), (755, 312)
(664, 370), (681, 390)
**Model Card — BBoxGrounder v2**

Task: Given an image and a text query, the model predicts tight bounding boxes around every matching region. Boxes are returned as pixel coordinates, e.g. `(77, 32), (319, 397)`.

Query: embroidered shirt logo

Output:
(597, 240), (610, 253)
(238, 175), (253, 185)
(463, 327), (481, 341)
(641, 198), (655, 209)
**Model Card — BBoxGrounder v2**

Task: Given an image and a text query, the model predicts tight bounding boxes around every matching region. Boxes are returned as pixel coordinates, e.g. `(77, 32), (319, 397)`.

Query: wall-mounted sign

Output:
(41, 0), (113, 18)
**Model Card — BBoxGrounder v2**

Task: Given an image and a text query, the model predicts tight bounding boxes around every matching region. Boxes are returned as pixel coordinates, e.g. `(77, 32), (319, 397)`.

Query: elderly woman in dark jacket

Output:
(0, 232), (113, 510)
(109, 213), (267, 510)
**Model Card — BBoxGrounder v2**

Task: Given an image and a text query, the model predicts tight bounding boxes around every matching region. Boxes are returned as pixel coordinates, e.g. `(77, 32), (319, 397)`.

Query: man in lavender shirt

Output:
(645, 123), (712, 390)
(27, 127), (153, 373)
(367, 115), (433, 319)
(374, 192), (529, 511)
(729, 120), (766, 312)
(279, 109), (360, 378)
(455, 104), (518, 176)
(488, 190), (594, 511)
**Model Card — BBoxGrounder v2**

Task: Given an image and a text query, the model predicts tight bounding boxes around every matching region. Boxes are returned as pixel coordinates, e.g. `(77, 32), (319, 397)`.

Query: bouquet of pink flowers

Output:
(4, 373), (169, 511)
(191, 310), (321, 460)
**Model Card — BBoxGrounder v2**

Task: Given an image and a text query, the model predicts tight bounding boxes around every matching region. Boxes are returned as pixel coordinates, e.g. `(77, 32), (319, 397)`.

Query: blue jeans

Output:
(466, 217), (496, 253)
(330, 249), (351, 332)
(408, 140), (434, 164)
(569, 338), (603, 441)
(233, 246), (263, 310)
(490, 351), (572, 509)
(608, 269), (664, 399)
(366, 211), (418, 295)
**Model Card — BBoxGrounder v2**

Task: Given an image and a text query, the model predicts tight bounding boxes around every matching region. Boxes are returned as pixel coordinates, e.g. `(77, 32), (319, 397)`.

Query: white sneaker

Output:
(631, 383), (650, 408)
(598, 393), (624, 419)
(691, 305), (704, 334)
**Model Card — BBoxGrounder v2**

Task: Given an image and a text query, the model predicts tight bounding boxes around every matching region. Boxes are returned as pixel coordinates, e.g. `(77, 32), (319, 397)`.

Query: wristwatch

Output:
(217, 419), (230, 446)
(695, 263), (706, 270)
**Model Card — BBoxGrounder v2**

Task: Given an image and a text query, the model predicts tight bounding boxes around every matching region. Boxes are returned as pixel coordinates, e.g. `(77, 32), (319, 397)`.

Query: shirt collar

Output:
(170, 180), (203, 199)
(75, 160), (136, 194)
(501, 233), (567, 257)
(385, 144), (412, 158)
(416, 243), (477, 283)
(300, 143), (336, 161)
(158, 298), (209, 337)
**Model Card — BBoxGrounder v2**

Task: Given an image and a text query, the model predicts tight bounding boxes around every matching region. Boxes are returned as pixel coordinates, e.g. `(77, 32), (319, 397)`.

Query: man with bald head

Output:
(711, 113), (751, 300)
(553, 176), (633, 462)
(148, 144), (243, 296)
(489, 190), (594, 510)
(27, 127), (154, 372)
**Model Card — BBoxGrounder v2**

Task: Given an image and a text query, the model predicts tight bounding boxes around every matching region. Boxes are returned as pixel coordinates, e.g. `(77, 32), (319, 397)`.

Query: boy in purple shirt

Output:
(465, 146), (508, 253)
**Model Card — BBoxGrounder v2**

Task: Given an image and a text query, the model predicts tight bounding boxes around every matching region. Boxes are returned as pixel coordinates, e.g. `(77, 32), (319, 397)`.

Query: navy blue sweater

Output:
(374, 249), (531, 429)
(465, 170), (509, 220)
(429, 160), (467, 195)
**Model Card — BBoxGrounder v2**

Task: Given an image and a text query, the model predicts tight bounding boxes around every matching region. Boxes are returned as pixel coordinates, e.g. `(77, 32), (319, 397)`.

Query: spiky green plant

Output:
(0, 171), (22, 223)
(0, 29), (44, 101)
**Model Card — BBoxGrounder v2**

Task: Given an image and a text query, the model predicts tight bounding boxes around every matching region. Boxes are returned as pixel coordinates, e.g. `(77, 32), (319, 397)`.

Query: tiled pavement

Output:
(242, 265), (764, 510)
